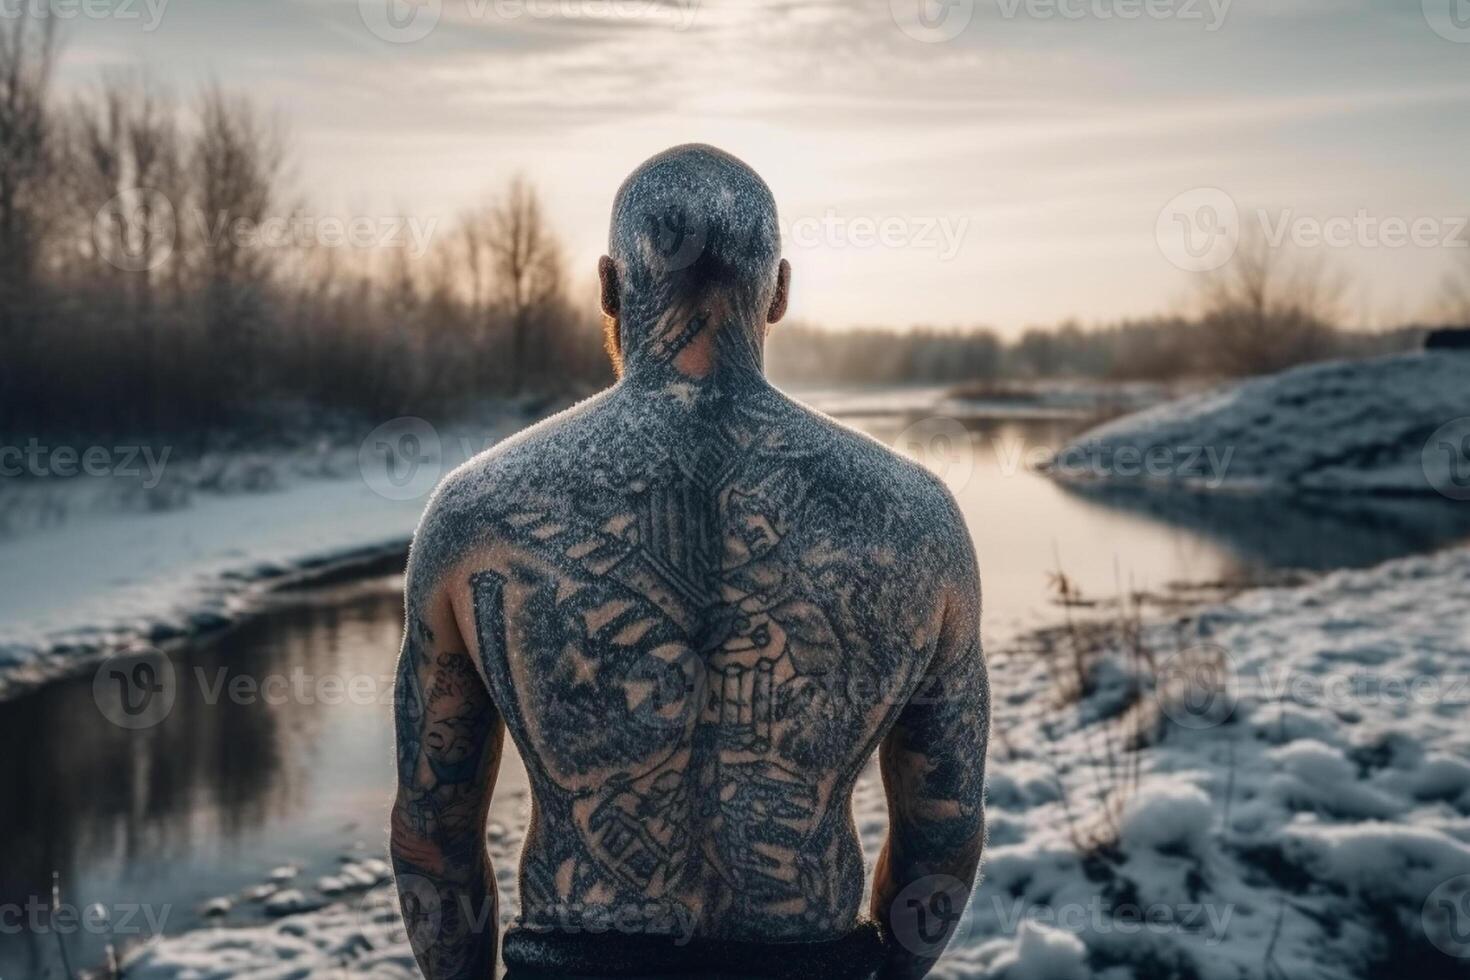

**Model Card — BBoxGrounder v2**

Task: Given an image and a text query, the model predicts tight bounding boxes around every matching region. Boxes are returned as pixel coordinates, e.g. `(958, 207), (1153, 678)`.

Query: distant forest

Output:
(765, 317), (1424, 388)
(0, 9), (1459, 439)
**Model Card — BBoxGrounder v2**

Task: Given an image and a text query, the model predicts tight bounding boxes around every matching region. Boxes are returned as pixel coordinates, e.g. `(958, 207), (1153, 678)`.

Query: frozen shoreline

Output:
(0, 411), (531, 700)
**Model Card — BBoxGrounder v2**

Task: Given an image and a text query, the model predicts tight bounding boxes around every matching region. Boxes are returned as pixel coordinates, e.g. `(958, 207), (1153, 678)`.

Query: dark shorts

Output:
(501, 920), (888, 980)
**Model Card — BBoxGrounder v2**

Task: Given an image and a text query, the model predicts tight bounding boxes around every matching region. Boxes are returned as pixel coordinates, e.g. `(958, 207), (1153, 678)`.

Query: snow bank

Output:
(0, 412), (531, 697)
(126, 544), (1470, 979)
(1044, 352), (1470, 495)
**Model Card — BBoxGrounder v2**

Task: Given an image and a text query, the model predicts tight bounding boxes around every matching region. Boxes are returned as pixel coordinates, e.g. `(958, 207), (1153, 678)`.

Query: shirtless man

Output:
(390, 145), (989, 980)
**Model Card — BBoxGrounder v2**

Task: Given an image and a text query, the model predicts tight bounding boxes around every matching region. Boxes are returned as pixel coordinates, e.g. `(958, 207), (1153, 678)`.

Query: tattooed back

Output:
(406, 372), (979, 945)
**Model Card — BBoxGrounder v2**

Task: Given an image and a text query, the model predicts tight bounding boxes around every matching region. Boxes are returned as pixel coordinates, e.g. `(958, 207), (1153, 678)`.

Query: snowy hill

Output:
(1044, 352), (1470, 496)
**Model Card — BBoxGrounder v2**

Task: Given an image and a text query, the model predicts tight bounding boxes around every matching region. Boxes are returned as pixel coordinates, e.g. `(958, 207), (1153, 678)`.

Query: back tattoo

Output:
(391, 144), (988, 979)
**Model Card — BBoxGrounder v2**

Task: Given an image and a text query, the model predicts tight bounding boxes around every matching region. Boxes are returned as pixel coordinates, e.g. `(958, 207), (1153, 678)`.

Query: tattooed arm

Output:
(391, 572), (505, 979)
(871, 560), (989, 980)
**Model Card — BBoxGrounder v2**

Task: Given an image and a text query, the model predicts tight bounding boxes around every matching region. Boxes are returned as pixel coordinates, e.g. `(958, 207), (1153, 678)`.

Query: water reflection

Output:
(0, 578), (407, 975)
(1054, 481), (1470, 571)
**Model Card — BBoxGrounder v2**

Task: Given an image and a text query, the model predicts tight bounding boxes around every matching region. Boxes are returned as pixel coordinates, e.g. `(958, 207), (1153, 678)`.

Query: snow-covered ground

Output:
(1044, 352), (1470, 495)
(0, 409), (531, 696)
(119, 543), (1470, 979)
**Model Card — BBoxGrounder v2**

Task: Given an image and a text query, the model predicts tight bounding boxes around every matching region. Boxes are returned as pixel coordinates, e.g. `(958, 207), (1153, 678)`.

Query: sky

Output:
(50, 0), (1470, 334)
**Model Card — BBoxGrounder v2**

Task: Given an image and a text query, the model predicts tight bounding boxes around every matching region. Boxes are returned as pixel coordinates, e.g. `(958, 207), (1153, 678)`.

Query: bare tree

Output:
(1438, 252), (1470, 324)
(460, 175), (564, 389)
(193, 84), (285, 348)
(1195, 226), (1344, 376)
(0, 6), (58, 336)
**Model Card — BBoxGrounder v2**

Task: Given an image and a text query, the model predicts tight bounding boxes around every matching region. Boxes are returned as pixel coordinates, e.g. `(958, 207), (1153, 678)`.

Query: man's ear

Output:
(598, 256), (620, 318)
(767, 259), (791, 325)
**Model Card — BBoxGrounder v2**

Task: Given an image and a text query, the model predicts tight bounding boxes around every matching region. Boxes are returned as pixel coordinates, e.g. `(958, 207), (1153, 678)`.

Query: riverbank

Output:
(0, 408), (534, 700)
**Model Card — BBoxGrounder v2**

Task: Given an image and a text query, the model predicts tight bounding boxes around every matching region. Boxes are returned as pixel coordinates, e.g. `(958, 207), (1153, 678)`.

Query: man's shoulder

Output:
(441, 387), (620, 499)
(406, 389), (617, 589)
(781, 393), (962, 519)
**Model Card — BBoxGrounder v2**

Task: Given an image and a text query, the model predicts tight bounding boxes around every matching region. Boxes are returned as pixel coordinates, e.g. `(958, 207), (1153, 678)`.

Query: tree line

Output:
(3, 9), (1459, 440)
(0, 10), (609, 441)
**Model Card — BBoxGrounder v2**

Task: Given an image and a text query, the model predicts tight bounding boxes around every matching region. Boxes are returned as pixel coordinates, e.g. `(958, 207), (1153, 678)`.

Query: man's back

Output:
(418, 373), (971, 942)
(390, 144), (988, 980)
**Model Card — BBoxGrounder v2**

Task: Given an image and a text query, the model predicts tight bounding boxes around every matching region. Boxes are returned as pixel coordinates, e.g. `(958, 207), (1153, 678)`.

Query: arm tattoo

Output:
(391, 612), (503, 978)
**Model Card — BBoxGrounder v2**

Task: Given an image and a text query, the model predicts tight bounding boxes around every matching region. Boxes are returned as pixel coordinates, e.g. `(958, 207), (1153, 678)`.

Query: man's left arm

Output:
(390, 573), (504, 978)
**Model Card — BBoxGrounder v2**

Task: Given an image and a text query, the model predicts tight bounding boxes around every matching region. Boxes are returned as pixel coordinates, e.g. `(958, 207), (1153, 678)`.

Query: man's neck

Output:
(620, 311), (770, 396)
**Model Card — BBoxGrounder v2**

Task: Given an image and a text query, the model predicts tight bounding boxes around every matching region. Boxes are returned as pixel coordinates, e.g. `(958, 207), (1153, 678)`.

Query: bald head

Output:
(599, 145), (789, 376)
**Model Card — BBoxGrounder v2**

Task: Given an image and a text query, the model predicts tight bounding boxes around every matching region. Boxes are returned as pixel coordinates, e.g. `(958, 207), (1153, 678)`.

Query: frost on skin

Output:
(393, 145), (988, 978)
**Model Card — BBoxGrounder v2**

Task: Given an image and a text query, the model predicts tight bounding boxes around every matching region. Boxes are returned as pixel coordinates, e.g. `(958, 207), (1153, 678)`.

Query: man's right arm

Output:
(871, 562), (989, 980)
